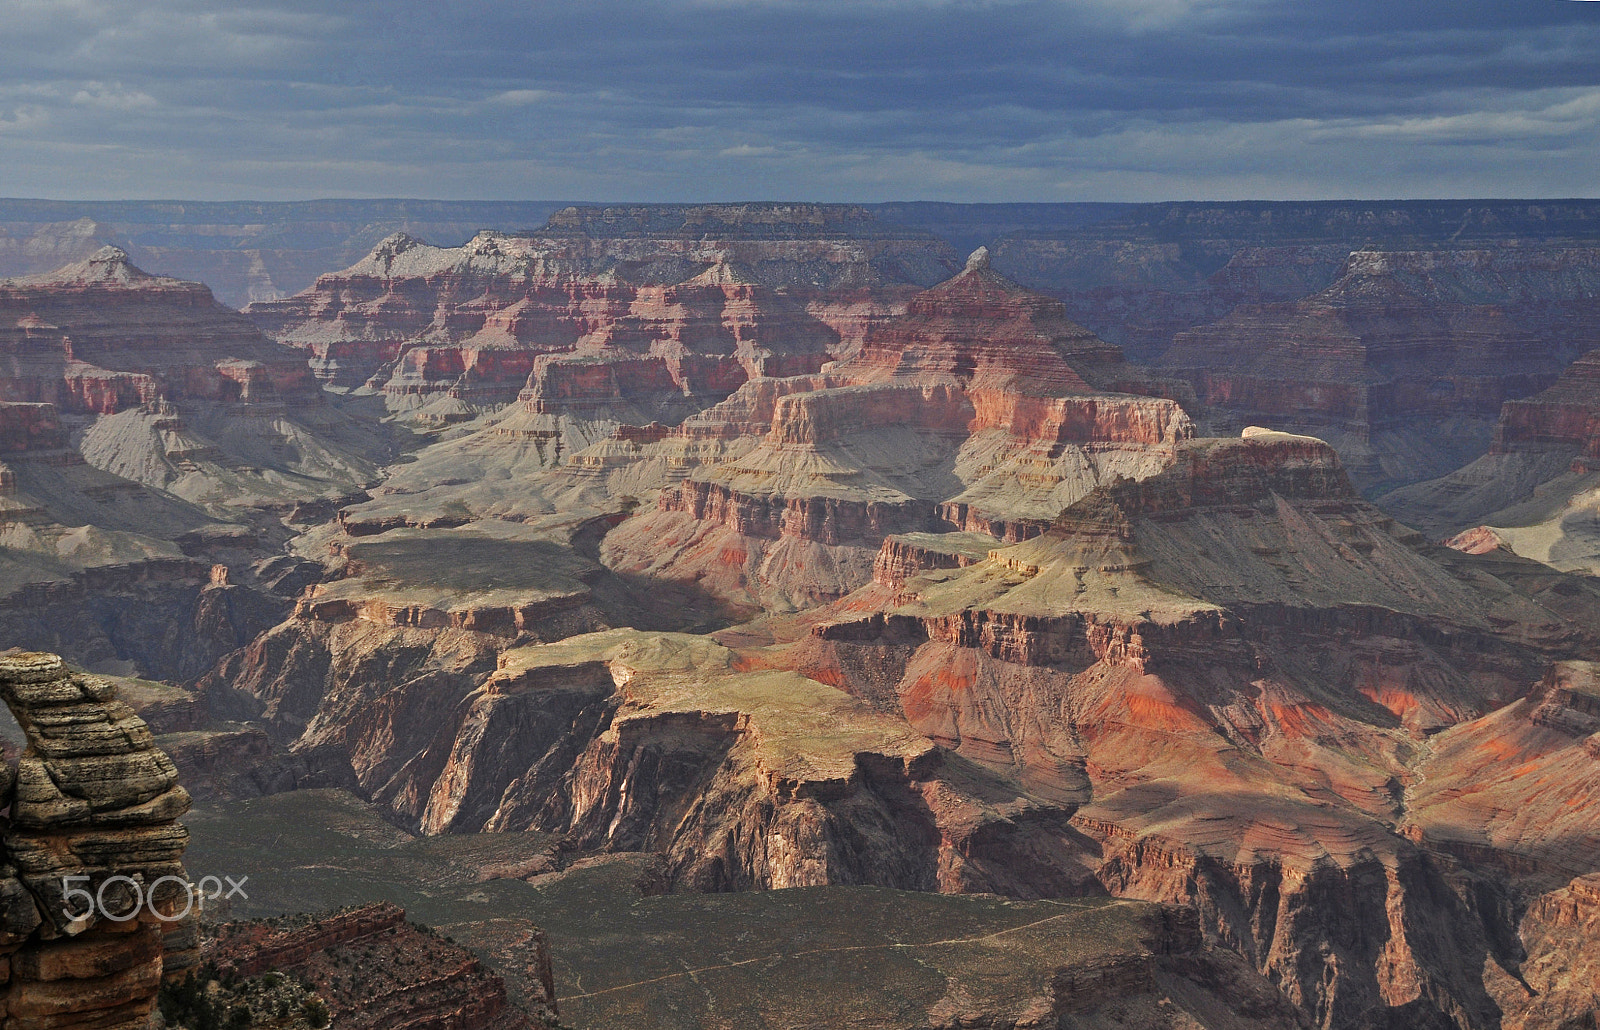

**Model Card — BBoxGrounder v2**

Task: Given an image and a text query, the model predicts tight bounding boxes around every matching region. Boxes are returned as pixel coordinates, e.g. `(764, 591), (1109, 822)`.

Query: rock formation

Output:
(599, 252), (1194, 609)
(1160, 248), (1600, 491)
(0, 248), (394, 513)
(751, 429), (1600, 1029)
(202, 903), (554, 1030)
(0, 199), (573, 307)
(1486, 873), (1600, 1030)
(0, 651), (197, 1030)
(246, 206), (955, 423)
(1, 248), (318, 413)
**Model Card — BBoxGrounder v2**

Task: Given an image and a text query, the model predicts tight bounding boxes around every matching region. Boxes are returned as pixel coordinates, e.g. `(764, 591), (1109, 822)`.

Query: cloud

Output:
(71, 82), (158, 111)
(487, 90), (553, 106)
(0, 0), (1598, 199)
(0, 105), (48, 133)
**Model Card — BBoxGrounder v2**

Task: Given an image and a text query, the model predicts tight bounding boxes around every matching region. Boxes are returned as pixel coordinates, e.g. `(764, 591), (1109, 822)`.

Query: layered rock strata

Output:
(0, 651), (196, 1030)
(246, 207), (951, 417)
(601, 250), (1195, 609)
(775, 430), (1600, 1030)
(1, 248), (318, 413)
(1161, 248), (1600, 490)
(987, 200), (1600, 362)
(204, 903), (552, 1030)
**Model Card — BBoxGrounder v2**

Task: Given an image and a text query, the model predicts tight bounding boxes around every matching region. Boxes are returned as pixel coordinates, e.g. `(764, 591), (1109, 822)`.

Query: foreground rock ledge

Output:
(0, 650), (196, 1030)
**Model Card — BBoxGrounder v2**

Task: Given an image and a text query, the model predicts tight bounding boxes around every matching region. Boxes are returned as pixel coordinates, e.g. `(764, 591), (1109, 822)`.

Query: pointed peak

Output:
(965, 246), (991, 272)
(348, 232), (452, 277)
(85, 245), (138, 273)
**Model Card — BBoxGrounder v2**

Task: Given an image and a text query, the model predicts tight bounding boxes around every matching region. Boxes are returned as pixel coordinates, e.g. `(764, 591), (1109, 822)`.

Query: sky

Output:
(2, 0), (1599, 202)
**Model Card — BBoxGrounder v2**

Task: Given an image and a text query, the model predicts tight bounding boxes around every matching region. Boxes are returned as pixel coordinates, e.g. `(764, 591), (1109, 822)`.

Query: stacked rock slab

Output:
(0, 651), (195, 1030)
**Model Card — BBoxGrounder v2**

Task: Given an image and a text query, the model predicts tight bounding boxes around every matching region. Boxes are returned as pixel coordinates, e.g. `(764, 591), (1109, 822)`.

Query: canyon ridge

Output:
(0, 201), (1597, 1030)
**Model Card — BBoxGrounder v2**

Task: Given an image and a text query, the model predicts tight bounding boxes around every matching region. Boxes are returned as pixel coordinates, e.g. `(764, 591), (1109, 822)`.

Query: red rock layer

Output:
(663, 479), (944, 546)
(1, 248), (319, 415)
(840, 248), (1124, 392)
(247, 226), (927, 415)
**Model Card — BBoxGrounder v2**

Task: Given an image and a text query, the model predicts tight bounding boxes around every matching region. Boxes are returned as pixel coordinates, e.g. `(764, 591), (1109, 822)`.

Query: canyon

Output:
(0, 201), (1597, 1030)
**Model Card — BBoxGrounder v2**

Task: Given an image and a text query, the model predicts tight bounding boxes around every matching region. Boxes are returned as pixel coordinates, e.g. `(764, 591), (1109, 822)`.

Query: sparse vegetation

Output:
(158, 963), (330, 1030)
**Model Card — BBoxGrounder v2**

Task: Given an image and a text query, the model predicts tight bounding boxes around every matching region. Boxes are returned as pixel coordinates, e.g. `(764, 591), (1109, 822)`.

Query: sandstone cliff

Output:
(0, 651), (198, 1030)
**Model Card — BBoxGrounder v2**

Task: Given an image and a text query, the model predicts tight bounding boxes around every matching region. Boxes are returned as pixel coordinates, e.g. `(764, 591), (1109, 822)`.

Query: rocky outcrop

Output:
(203, 903), (553, 1030)
(1486, 873), (1600, 1030)
(0, 651), (197, 1030)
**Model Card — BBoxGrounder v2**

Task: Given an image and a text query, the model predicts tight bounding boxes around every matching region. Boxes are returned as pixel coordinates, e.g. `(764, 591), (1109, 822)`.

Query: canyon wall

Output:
(246, 210), (952, 420)
(1159, 248), (1600, 491)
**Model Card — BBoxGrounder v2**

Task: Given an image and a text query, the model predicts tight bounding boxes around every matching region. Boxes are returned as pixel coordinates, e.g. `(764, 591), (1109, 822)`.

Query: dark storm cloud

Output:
(1, 0), (1598, 199)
